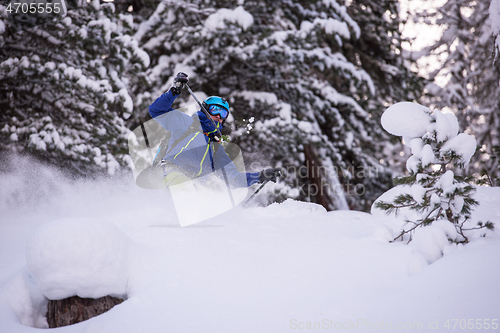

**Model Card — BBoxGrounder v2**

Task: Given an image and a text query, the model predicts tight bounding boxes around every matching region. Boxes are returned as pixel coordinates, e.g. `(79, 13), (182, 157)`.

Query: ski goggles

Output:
(207, 104), (229, 119)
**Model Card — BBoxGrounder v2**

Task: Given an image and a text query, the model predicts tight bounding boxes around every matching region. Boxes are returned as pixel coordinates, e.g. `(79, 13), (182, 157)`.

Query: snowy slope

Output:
(1, 159), (499, 333)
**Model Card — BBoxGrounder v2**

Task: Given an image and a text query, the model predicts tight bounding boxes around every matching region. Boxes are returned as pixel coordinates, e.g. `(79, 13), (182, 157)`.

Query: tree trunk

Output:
(46, 295), (124, 328)
(303, 144), (345, 210)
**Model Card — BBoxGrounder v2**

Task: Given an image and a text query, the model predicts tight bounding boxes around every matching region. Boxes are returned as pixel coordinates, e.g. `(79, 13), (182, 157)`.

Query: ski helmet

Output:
(202, 96), (229, 119)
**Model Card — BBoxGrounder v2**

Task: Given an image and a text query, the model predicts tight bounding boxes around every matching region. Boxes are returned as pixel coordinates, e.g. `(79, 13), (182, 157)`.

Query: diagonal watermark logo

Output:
(128, 112), (248, 226)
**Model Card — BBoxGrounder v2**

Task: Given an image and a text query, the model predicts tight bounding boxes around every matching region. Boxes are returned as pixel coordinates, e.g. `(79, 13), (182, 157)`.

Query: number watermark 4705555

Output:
(5, 0), (67, 30)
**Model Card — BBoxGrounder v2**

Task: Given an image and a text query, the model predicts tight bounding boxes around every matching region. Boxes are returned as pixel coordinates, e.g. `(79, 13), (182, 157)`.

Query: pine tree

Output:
(344, 0), (424, 107)
(493, 0), (500, 55)
(408, 0), (500, 184)
(132, 0), (423, 211)
(375, 102), (494, 243)
(341, 0), (427, 202)
(0, 0), (149, 176)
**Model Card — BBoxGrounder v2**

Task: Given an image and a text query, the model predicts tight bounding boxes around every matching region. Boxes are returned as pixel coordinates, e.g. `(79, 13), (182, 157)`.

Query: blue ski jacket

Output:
(149, 90), (260, 187)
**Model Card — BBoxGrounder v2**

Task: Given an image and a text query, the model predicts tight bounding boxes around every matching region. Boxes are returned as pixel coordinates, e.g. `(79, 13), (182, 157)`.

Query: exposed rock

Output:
(46, 295), (124, 328)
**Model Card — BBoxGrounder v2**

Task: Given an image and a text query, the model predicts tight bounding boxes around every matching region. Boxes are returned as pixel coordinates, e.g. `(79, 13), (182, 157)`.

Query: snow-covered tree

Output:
(490, 0), (500, 54)
(408, 0), (500, 185)
(133, 0), (423, 211)
(342, 0), (427, 192)
(0, 0), (149, 176)
(375, 102), (494, 243)
(344, 0), (424, 107)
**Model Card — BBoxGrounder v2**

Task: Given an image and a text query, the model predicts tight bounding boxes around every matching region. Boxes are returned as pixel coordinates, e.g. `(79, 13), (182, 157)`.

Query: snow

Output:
(410, 219), (461, 269)
(64, 66), (76, 79)
(26, 218), (131, 300)
(20, 57), (30, 68)
(411, 223), (451, 264)
(491, 0), (500, 33)
(410, 184), (426, 204)
(231, 91), (278, 108)
(297, 120), (314, 133)
(372, 183), (498, 252)
(106, 153), (121, 176)
(119, 14), (134, 29)
(1, 158), (500, 332)
(79, 27), (88, 39)
(322, 0), (360, 38)
(44, 61), (56, 71)
(3, 268), (49, 328)
(435, 170), (455, 193)
(409, 138), (423, 156)
(381, 102), (432, 138)
(440, 133), (477, 166)
(420, 144), (435, 167)
(88, 18), (117, 44)
(382, 102), (477, 168)
(300, 18), (350, 39)
(119, 35), (151, 68)
(29, 134), (47, 151)
(489, 0), (500, 53)
(134, 2), (172, 42)
(312, 79), (369, 116)
(432, 110), (458, 142)
(119, 88), (134, 115)
(205, 6), (254, 31)
(62, 17), (72, 27)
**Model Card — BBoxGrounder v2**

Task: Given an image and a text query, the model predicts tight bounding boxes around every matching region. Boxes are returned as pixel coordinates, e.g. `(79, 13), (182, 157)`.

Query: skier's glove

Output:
(170, 72), (189, 95)
(259, 168), (282, 183)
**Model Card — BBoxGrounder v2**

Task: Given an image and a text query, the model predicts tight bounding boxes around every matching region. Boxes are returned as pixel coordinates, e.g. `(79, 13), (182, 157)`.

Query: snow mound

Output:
(2, 157), (500, 332)
(3, 268), (48, 328)
(411, 220), (458, 264)
(381, 102), (432, 138)
(260, 199), (327, 217)
(26, 218), (131, 300)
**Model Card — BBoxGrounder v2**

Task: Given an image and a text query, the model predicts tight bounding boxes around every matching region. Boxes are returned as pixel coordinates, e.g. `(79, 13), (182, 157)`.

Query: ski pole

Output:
(243, 169), (283, 206)
(243, 180), (270, 206)
(221, 165), (236, 208)
(185, 84), (223, 141)
(185, 84), (235, 207)
(140, 123), (154, 163)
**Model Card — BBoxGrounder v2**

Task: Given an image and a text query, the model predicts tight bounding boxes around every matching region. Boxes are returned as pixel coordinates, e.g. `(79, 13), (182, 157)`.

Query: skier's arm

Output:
(246, 172), (260, 186)
(246, 169), (281, 186)
(149, 73), (192, 133)
(148, 90), (192, 134)
(149, 72), (189, 118)
(149, 90), (177, 118)
(213, 146), (261, 187)
(226, 168), (277, 187)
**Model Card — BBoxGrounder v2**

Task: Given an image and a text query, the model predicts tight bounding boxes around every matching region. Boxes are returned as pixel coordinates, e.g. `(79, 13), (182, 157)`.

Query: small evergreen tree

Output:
(375, 102), (494, 243)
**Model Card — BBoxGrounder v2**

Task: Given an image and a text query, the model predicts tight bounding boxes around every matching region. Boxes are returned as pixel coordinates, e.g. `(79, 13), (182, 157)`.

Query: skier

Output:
(148, 72), (281, 189)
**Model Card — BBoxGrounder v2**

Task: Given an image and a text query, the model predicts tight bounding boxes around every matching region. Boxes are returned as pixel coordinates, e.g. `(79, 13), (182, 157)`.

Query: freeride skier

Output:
(148, 72), (280, 190)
